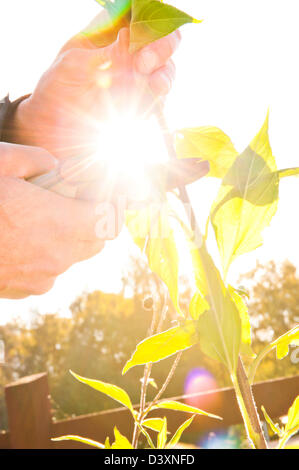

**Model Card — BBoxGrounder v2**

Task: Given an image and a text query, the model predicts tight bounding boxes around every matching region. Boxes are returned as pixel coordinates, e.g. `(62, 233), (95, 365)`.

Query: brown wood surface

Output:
(1, 373), (298, 449)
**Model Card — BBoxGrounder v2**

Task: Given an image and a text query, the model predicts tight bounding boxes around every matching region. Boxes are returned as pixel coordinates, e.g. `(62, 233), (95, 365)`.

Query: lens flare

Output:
(95, 114), (167, 200)
(199, 431), (241, 449)
(184, 368), (221, 413)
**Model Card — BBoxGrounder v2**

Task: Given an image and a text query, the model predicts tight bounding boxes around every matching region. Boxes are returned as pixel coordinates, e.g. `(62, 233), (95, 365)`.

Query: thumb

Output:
(0, 143), (58, 179)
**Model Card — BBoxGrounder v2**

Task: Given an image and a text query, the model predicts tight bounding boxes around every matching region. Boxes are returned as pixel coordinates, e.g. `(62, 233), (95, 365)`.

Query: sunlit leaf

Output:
(111, 427), (133, 449)
(188, 236), (241, 373)
(166, 415), (195, 449)
(228, 285), (254, 357)
(142, 418), (166, 433)
(248, 326), (299, 384)
(189, 290), (209, 320)
(175, 126), (238, 178)
(70, 371), (134, 414)
(126, 206), (182, 316)
(211, 114), (279, 277)
(272, 326), (299, 359)
(285, 396), (299, 433)
(278, 167), (299, 179)
(85, 1), (130, 48)
(157, 417), (167, 449)
(52, 435), (104, 448)
(122, 321), (198, 374)
(140, 377), (158, 389)
(138, 424), (155, 448)
(261, 406), (282, 437)
(153, 400), (222, 420)
(130, 0), (201, 52)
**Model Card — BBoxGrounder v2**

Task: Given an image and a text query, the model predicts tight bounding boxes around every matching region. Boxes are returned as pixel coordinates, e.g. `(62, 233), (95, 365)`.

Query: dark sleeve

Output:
(0, 94), (31, 142)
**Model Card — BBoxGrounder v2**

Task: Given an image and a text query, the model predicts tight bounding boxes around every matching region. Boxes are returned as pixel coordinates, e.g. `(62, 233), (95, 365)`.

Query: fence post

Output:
(5, 372), (52, 449)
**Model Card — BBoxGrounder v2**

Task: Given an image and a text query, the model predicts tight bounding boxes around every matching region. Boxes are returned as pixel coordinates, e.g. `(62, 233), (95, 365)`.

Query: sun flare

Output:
(94, 114), (168, 201)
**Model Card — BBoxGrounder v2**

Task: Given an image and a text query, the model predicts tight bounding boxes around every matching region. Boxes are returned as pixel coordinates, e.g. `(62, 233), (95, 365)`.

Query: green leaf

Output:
(140, 377), (158, 389)
(188, 236), (242, 373)
(70, 370), (134, 415)
(175, 126), (238, 178)
(285, 396), (299, 433)
(261, 406), (282, 437)
(130, 0), (201, 52)
(122, 321), (198, 374)
(211, 114), (279, 277)
(153, 400), (222, 420)
(248, 326), (299, 384)
(142, 418), (166, 433)
(111, 427), (133, 449)
(157, 417), (167, 449)
(138, 424), (155, 448)
(126, 206), (182, 316)
(228, 285), (254, 357)
(166, 415), (195, 449)
(272, 326), (299, 359)
(278, 167), (299, 179)
(52, 435), (104, 448)
(189, 290), (209, 320)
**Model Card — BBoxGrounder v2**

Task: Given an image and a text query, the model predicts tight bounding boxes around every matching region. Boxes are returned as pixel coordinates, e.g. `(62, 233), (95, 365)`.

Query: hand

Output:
(10, 12), (180, 160)
(0, 143), (114, 299)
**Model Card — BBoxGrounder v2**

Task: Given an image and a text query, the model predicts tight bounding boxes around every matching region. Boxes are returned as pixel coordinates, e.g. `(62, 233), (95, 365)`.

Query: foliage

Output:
(2, 0), (299, 450)
(262, 396), (299, 449)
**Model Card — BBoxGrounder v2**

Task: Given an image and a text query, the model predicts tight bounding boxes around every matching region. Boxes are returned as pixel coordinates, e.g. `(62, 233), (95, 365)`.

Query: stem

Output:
(235, 358), (268, 449)
(156, 103), (268, 450)
(132, 288), (168, 448)
(248, 344), (273, 385)
(132, 300), (158, 448)
(143, 351), (182, 418)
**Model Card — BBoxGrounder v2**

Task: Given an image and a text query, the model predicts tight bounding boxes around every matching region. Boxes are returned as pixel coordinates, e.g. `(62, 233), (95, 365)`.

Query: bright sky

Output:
(0, 0), (299, 324)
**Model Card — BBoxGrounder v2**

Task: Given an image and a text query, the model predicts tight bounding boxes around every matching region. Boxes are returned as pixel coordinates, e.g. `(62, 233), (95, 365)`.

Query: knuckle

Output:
(29, 278), (56, 296)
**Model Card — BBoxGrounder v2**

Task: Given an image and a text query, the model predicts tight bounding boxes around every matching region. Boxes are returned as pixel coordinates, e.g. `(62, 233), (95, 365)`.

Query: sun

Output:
(95, 114), (168, 201)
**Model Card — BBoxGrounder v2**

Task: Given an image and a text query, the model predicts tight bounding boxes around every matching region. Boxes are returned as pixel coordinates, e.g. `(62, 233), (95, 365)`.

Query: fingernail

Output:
(138, 49), (157, 74)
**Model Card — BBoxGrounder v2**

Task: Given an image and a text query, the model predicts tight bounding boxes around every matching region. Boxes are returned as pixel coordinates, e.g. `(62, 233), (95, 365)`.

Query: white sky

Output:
(0, 0), (299, 324)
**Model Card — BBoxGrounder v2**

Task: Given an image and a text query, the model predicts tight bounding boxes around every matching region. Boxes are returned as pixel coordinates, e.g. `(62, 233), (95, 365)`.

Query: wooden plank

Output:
(51, 375), (299, 448)
(5, 372), (52, 449)
(0, 431), (10, 449)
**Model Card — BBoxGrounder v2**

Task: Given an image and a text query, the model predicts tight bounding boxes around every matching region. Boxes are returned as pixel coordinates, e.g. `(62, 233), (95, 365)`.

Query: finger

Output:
(165, 158), (210, 190)
(134, 30), (181, 75)
(148, 59), (176, 96)
(59, 11), (110, 53)
(0, 143), (58, 179)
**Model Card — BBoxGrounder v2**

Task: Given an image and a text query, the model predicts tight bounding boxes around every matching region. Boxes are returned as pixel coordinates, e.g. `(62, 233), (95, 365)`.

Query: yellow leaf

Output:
(229, 285), (254, 357)
(211, 113), (279, 276)
(70, 371), (134, 415)
(175, 126), (238, 178)
(130, 0), (201, 52)
(285, 396), (299, 433)
(153, 400), (222, 420)
(187, 235), (241, 373)
(261, 406), (282, 437)
(157, 417), (167, 449)
(52, 435), (104, 448)
(126, 206), (182, 316)
(189, 290), (209, 320)
(272, 326), (299, 360)
(111, 427), (133, 449)
(122, 321), (198, 374)
(142, 418), (166, 433)
(166, 416), (195, 449)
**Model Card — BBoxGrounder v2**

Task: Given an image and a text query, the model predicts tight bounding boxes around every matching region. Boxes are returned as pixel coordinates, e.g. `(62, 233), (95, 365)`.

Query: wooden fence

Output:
(0, 373), (298, 449)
